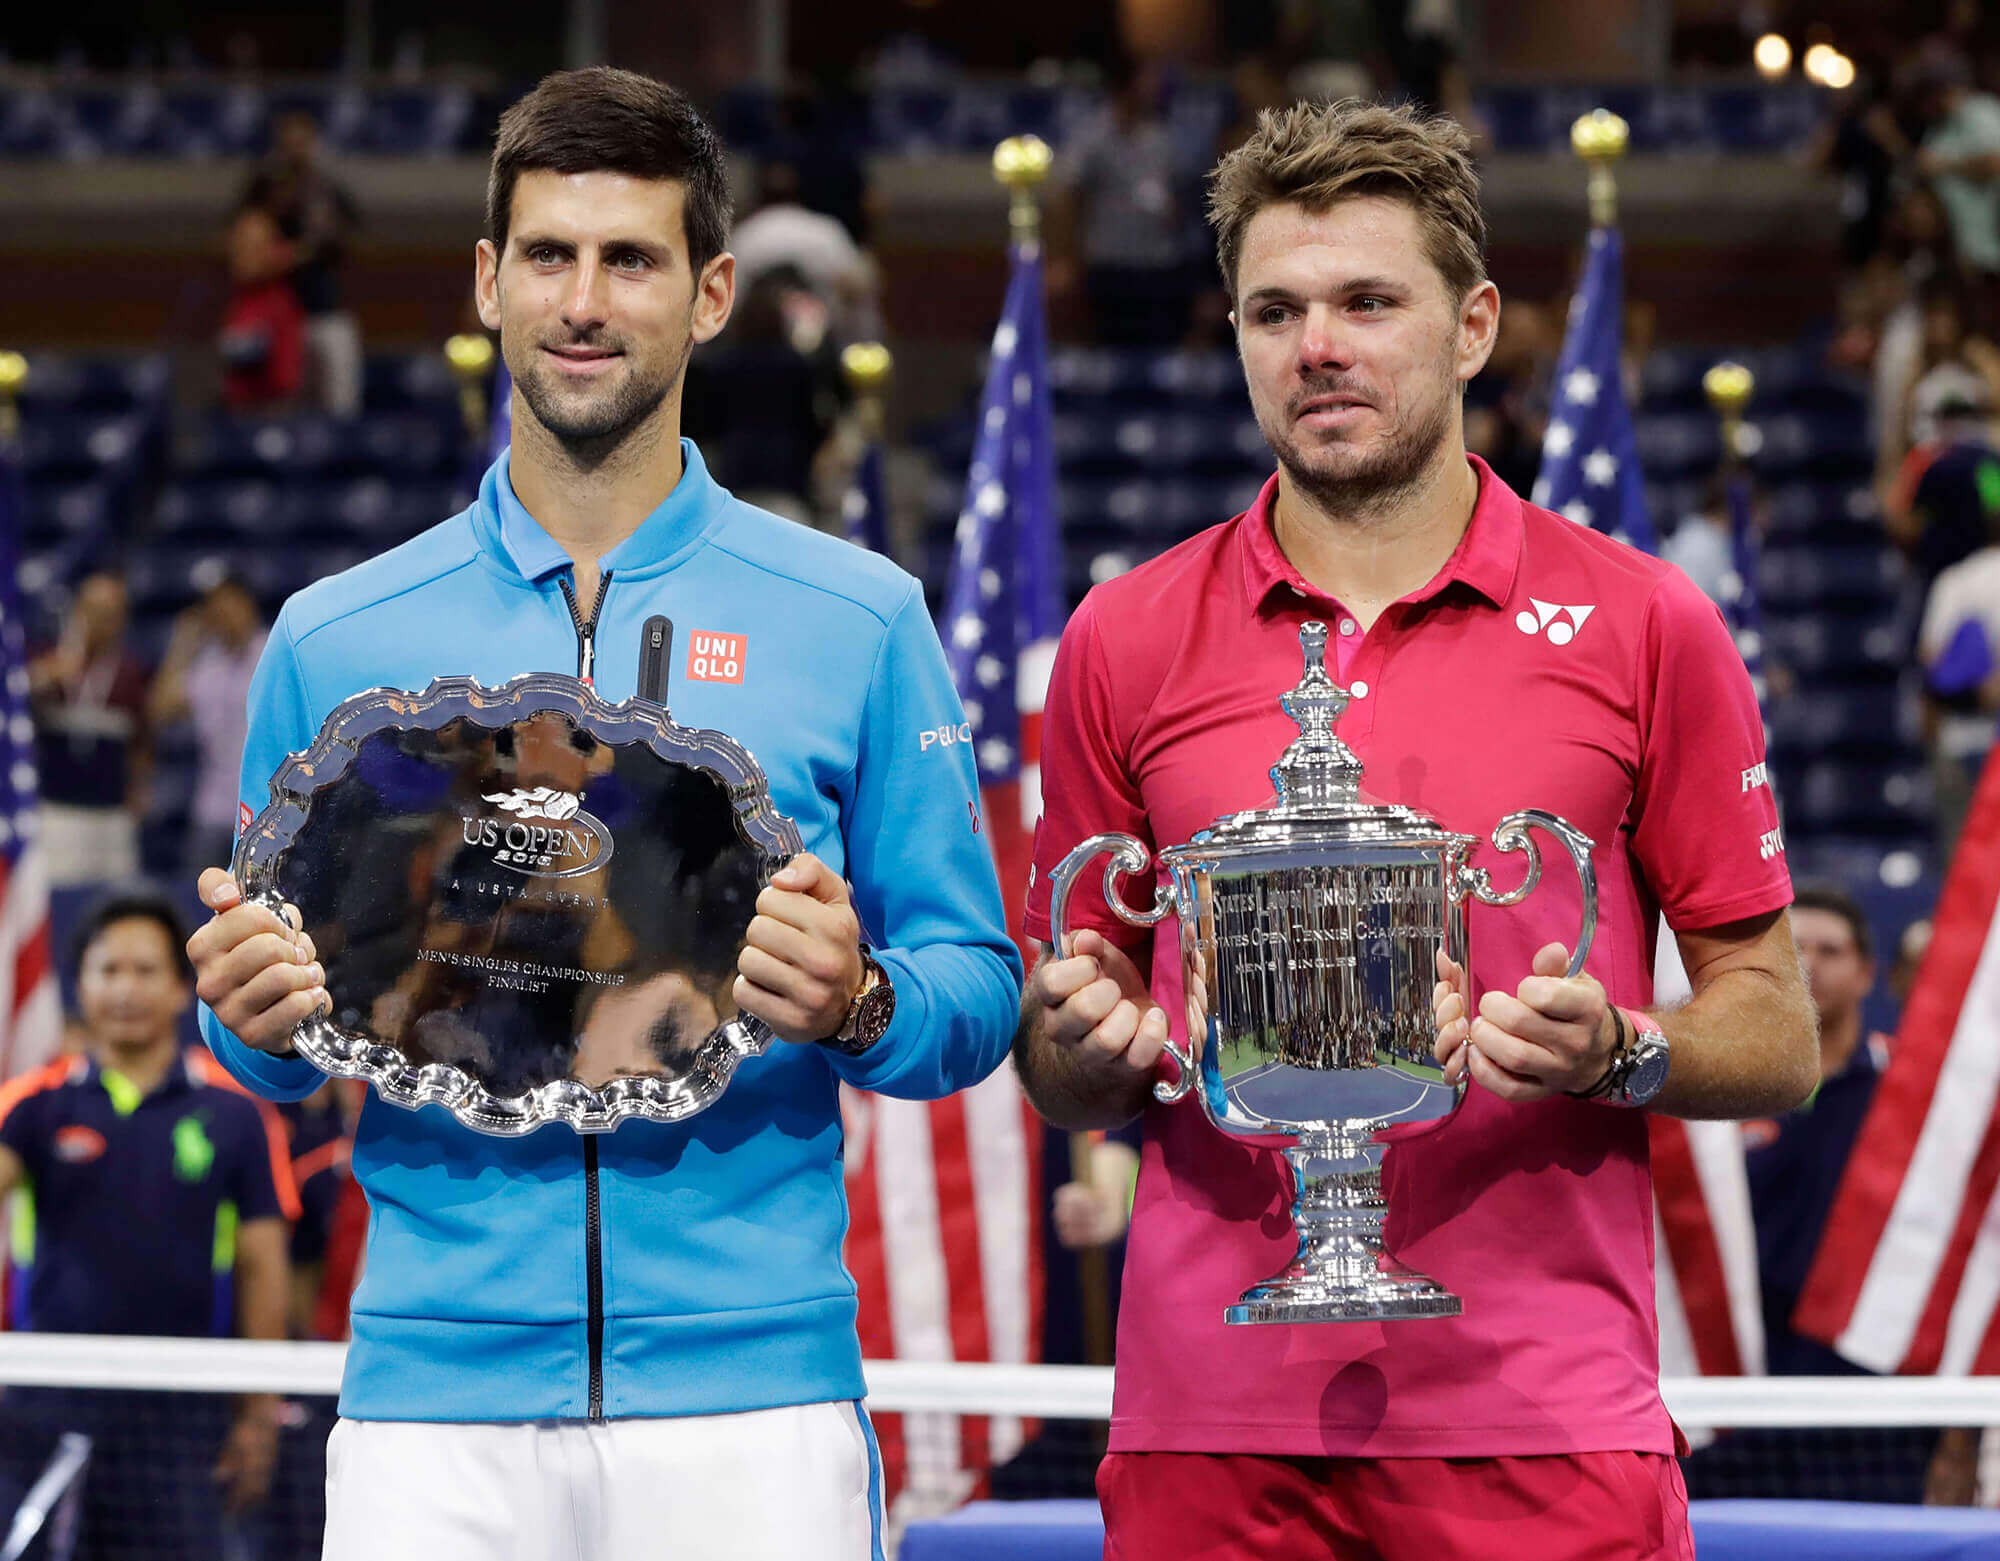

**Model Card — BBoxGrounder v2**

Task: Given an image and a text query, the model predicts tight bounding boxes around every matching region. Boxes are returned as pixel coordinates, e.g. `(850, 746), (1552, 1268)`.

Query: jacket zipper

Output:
(557, 567), (611, 1418)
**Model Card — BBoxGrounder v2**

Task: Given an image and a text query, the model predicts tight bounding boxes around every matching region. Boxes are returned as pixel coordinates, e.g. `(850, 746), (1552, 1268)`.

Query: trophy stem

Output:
(1225, 1130), (1462, 1325)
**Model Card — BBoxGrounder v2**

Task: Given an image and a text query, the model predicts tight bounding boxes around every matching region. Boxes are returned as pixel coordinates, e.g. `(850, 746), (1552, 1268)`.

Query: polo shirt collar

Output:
(476, 438), (728, 584)
(80, 1051), (198, 1108)
(1242, 453), (1524, 614)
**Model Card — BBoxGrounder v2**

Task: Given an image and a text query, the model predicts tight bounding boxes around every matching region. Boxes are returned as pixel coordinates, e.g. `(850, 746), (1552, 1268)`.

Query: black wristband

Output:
(1565, 1005), (1628, 1101)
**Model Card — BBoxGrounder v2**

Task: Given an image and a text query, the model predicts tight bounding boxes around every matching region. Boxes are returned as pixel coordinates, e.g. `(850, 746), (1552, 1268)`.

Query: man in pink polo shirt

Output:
(1015, 99), (1818, 1560)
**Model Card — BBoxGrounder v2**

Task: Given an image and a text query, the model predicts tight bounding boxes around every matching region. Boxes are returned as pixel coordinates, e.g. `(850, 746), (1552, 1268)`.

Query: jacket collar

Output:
(471, 439), (732, 585)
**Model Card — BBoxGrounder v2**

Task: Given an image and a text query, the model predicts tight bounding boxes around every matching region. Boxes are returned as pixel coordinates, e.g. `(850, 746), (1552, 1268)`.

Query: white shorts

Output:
(321, 1402), (884, 1561)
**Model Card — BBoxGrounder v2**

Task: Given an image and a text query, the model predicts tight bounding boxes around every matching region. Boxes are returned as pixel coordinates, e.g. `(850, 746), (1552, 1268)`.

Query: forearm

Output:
(1645, 963), (1818, 1120)
(1011, 994), (1152, 1131)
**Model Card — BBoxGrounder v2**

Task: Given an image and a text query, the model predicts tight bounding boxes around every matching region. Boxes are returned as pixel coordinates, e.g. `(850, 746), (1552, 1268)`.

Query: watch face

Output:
(855, 981), (896, 1046)
(1624, 1042), (1670, 1105)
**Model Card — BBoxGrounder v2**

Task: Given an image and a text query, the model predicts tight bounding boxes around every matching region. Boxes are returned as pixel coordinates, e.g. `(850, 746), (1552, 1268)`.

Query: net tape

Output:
(2, 1336), (1998, 1429)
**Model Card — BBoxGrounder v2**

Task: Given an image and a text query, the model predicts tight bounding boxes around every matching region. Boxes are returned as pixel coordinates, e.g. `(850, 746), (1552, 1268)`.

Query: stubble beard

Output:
(1260, 354), (1459, 518)
(511, 320), (693, 465)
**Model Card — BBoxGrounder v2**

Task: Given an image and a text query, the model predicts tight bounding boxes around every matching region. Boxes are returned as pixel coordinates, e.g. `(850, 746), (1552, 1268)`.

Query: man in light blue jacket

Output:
(186, 66), (1021, 1561)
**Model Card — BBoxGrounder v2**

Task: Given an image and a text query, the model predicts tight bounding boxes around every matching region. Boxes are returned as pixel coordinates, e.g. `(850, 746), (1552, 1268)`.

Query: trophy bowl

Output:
(1050, 623), (1597, 1323)
(234, 674), (803, 1136)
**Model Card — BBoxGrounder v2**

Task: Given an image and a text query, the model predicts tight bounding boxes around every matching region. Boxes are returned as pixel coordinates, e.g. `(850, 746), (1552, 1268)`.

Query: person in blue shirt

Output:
(0, 889), (297, 1560)
(185, 66), (1019, 1561)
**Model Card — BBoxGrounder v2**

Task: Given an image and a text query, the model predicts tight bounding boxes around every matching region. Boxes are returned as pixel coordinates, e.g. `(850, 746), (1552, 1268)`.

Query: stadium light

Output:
(1803, 42), (1840, 87)
(1823, 51), (1857, 90)
(1753, 34), (1792, 79)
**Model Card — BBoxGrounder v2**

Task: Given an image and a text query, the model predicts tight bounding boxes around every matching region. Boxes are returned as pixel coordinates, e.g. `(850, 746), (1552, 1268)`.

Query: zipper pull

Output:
(638, 615), (673, 706)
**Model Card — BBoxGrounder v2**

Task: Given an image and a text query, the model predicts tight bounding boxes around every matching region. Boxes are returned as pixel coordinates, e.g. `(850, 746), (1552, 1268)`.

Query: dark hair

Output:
(486, 67), (732, 273)
(1792, 883), (1873, 963)
(70, 887), (194, 984)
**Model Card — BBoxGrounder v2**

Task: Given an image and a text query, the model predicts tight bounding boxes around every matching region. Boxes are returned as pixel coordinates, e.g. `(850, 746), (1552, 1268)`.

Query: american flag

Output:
(1534, 226), (1658, 555)
(1796, 755), (2000, 1374)
(1535, 252), (1765, 1391)
(0, 410), (60, 1081)
(841, 442), (890, 556)
(838, 238), (1053, 1523)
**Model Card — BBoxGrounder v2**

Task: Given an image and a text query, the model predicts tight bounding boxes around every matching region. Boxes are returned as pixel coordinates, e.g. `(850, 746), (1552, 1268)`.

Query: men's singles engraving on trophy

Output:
(1051, 622), (1599, 1323)
(234, 674), (804, 1136)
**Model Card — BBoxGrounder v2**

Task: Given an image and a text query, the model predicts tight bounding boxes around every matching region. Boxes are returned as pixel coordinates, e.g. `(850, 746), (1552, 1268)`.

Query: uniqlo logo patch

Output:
(687, 632), (746, 684)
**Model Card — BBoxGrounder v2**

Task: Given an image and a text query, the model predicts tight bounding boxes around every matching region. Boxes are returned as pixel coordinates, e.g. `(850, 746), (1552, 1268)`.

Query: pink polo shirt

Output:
(1024, 458), (1791, 1459)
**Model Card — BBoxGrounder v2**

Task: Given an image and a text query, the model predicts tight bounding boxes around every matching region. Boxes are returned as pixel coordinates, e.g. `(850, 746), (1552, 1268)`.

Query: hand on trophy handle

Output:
(188, 867), (330, 1053)
(1438, 941), (1617, 1102)
(1027, 929), (1175, 1091)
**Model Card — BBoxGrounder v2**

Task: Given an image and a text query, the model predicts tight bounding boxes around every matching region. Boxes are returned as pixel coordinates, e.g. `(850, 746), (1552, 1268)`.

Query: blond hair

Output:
(1208, 99), (1486, 302)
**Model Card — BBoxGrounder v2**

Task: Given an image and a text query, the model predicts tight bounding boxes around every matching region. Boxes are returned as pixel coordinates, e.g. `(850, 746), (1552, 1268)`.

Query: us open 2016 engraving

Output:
(1210, 864), (1446, 1069)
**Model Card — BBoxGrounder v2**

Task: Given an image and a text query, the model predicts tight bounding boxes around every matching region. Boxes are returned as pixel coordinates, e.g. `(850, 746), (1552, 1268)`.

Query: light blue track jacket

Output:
(200, 443), (1023, 1422)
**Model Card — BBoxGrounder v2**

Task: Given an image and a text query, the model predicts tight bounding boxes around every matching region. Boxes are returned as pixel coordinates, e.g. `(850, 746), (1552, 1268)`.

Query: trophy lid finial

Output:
(1270, 621), (1364, 808)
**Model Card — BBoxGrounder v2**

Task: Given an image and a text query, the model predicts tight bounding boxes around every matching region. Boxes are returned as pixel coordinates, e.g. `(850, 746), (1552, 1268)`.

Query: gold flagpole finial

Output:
(1704, 361), (1756, 465)
(994, 135), (1054, 248)
(444, 333), (496, 444)
(0, 351), (26, 445)
(841, 342), (893, 441)
(1570, 110), (1630, 229)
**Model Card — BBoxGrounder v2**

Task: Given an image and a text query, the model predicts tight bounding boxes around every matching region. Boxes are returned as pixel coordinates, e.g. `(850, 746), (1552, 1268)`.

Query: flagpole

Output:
(994, 132), (1115, 1369)
(444, 332), (496, 445)
(0, 351), (24, 445)
(1571, 108), (1629, 230)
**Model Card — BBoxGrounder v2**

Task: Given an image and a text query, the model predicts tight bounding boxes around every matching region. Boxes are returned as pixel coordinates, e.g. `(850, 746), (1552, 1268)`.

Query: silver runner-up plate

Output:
(233, 674), (804, 1136)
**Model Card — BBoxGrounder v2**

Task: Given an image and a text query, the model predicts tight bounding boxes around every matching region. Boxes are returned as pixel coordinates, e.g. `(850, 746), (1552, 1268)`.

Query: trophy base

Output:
(1225, 1259), (1463, 1325)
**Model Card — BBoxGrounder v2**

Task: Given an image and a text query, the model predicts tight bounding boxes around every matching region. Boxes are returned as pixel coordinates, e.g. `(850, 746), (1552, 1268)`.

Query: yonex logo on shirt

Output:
(1513, 598), (1597, 646)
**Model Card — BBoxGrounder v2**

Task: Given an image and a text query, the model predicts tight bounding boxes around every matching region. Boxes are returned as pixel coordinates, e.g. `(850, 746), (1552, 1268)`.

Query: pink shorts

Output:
(1098, 1447), (1694, 1561)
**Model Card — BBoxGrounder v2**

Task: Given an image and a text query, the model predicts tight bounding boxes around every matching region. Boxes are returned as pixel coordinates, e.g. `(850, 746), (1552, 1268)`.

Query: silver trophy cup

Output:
(1050, 622), (1599, 1323)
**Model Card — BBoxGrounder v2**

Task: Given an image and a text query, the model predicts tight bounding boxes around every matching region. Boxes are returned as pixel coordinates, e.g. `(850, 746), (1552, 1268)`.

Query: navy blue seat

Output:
(1634, 413), (1721, 479)
(152, 480), (292, 544)
(24, 481), (113, 548)
(0, 87), (66, 157)
(18, 413), (147, 481)
(1757, 544), (1896, 611)
(366, 87), (474, 155)
(1766, 688), (1907, 761)
(362, 353), (459, 413)
(1787, 762), (1930, 836)
(1763, 613), (1905, 680)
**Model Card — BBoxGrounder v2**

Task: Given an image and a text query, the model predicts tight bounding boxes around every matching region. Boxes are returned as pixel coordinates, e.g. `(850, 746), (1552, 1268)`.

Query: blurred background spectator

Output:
(29, 573), (150, 892)
(242, 112), (364, 418)
(218, 203), (307, 414)
(146, 572), (266, 881)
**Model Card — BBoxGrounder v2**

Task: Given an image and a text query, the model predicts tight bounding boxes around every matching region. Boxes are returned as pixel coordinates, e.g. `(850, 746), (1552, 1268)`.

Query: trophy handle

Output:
(1047, 832), (1176, 952)
(1455, 809), (1599, 980)
(1045, 834), (1189, 1103)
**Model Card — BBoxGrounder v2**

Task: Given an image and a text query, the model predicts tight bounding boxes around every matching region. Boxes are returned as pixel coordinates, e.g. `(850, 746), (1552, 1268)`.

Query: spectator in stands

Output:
(1689, 885), (1939, 1503)
(1915, 448), (2000, 849)
(1743, 885), (1891, 1376)
(29, 573), (150, 891)
(1056, 57), (1202, 348)
(1915, 45), (2000, 315)
(0, 890), (297, 1558)
(730, 160), (882, 347)
(148, 573), (268, 880)
(244, 111), (364, 418)
(1051, 1132), (1139, 1252)
(1812, 71), (1915, 274)
(681, 264), (834, 523)
(1885, 378), (2000, 595)
(219, 202), (307, 413)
